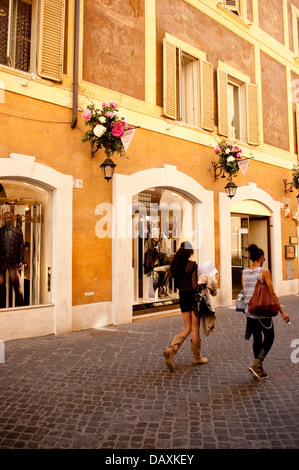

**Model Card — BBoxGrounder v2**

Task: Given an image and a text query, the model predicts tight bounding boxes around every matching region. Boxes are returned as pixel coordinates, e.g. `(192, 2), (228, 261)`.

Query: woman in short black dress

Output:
(163, 241), (208, 372)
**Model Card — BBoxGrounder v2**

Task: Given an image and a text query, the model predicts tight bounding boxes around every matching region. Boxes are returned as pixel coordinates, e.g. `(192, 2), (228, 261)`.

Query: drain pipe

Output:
(71, 0), (80, 129)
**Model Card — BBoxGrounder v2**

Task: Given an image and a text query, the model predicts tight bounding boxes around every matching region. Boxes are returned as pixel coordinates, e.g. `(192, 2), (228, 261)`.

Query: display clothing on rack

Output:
(0, 223), (25, 308)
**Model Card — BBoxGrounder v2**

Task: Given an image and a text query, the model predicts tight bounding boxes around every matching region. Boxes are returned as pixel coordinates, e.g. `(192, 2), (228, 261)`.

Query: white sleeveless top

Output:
(242, 267), (266, 319)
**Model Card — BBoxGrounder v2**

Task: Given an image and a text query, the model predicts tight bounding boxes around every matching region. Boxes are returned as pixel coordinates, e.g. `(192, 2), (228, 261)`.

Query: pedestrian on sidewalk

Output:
(163, 241), (208, 372)
(242, 243), (290, 381)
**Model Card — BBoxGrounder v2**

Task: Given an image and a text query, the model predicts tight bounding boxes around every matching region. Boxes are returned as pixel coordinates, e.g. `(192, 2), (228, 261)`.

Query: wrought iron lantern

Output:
(100, 157), (117, 182)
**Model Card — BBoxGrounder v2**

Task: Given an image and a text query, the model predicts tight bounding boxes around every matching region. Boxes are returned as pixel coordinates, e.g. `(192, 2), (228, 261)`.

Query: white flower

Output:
(99, 116), (106, 123)
(114, 111), (121, 118)
(94, 124), (106, 138)
(227, 156), (235, 162)
(225, 149), (230, 154)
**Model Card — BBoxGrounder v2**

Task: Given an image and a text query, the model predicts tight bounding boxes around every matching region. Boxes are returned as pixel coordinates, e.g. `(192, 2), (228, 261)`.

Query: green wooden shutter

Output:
(200, 60), (214, 131)
(217, 69), (228, 137)
(38, 0), (65, 82)
(247, 83), (260, 145)
(163, 38), (177, 120)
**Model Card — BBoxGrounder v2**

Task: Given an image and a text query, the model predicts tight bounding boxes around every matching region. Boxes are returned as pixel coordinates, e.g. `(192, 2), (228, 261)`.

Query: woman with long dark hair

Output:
(242, 244), (290, 380)
(163, 241), (208, 372)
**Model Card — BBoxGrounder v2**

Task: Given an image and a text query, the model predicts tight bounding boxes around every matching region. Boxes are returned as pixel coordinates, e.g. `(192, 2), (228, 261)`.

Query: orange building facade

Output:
(0, 0), (299, 340)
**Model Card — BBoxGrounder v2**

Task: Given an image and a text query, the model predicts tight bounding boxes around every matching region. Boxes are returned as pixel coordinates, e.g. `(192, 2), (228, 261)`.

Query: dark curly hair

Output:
(247, 244), (264, 262)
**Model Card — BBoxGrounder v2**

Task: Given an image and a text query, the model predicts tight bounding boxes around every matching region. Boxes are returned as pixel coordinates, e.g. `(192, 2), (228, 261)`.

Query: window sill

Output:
(0, 64), (66, 88)
(217, 2), (252, 28)
(0, 304), (54, 313)
(165, 119), (215, 134)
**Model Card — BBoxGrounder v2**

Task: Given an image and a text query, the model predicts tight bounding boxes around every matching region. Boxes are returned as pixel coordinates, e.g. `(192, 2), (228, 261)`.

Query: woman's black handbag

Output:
(194, 285), (213, 317)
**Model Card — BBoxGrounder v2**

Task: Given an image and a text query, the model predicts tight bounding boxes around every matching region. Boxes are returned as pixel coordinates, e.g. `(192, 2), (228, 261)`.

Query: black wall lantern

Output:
(100, 157), (117, 182)
(210, 162), (238, 198)
(224, 181), (238, 199)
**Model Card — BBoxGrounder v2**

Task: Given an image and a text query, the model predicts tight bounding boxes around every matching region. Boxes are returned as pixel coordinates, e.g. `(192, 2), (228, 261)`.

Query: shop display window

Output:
(0, 179), (52, 309)
(132, 188), (196, 311)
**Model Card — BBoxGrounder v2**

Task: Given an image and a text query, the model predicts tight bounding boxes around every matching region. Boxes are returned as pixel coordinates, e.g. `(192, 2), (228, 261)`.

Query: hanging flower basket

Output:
(213, 138), (244, 182)
(81, 101), (134, 159)
(292, 163), (299, 190)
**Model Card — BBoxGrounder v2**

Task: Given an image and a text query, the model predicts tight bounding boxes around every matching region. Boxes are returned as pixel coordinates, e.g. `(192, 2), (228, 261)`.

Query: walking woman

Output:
(242, 244), (290, 380)
(163, 241), (208, 372)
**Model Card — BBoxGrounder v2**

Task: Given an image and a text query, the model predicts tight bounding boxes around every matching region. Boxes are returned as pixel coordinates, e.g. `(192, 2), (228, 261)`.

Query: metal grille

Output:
(0, 0), (9, 66)
(15, 0), (32, 72)
(0, 0), (31, 72)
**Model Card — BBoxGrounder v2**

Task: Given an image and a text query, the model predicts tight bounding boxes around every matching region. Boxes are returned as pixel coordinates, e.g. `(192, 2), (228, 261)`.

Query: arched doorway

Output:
(112, 165), (215, 325)
(230, 199), (272, 298)
(132, 187), (197, 316)
(219, 183), (282, 307)
(0, 153), (72, 340)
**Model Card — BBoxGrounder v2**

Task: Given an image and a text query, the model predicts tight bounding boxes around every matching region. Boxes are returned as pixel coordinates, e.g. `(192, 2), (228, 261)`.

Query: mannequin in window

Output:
(0, 212), (25, 308)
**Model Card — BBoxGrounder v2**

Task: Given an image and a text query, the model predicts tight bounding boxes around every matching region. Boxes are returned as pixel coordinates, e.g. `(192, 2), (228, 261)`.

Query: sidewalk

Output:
(0, 295), (298, 450)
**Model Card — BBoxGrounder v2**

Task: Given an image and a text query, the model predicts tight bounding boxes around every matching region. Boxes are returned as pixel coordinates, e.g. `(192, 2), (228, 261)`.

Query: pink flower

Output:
(102, 101), (109, 108)
(105, 111), (114, 119)
(111, 121), (124, 138)
(214, 146), (220, 153)
(110, 101), (118, 109)
(81, 109), (92, 121)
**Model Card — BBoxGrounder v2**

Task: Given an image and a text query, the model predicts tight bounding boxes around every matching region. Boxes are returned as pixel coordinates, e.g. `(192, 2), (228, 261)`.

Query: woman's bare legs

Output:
(163, 312), (192, 371)
(191, 311), (208, 365)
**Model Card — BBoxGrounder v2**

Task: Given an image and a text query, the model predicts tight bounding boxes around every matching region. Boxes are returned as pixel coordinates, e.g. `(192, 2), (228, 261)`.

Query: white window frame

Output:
(227, 76), (247, 142)
(1, 0), (65, 82)
(217, 62), (259, 145)
(180, 50), (200, 127)
(163, 33), (214, 131)
(291, 4), (299, 60)
(5, 0), (39, 73)
(217, 1), (251, 26)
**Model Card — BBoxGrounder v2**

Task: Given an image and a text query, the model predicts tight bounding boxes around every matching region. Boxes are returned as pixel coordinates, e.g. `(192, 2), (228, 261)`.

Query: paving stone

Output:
(0, 295), (298, 449)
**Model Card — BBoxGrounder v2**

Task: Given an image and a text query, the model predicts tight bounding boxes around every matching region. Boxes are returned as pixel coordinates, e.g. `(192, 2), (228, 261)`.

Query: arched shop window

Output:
(0, 179), (52, 309)
(132, 187), (196, 314)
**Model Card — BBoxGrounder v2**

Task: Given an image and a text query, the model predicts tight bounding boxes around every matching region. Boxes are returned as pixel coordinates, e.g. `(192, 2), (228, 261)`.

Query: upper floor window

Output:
(291, 4), (299, 59)
(163, 35), (214, 131)
(224, 0), (242, 16)
(217, 66), (259, 145)
(217, 1), (250, 24)
(0, 0), (65, 82)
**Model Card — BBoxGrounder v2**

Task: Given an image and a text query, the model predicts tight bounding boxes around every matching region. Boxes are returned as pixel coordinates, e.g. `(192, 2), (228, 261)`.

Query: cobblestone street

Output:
(0, 295), (298, 452)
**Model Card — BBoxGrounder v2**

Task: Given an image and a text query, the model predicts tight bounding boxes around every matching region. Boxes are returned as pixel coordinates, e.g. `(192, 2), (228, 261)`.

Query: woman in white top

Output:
(242, 244), (290, 380)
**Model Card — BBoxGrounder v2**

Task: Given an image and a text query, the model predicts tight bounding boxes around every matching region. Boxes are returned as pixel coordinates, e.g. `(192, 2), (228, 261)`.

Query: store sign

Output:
(0, 213), (44, 224)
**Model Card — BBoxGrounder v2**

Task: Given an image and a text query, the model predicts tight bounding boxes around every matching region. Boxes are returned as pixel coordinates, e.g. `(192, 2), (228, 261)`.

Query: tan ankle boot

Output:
(248, 358), (264, 380)
(191, 339), (208, 365)
(163, 334), (185, 372)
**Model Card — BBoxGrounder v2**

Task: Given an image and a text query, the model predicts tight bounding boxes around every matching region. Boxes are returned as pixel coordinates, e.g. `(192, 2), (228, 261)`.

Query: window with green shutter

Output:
(217, 67), (259, 145)
(163, 37), (214, 131)
(0, 0), (65, 82)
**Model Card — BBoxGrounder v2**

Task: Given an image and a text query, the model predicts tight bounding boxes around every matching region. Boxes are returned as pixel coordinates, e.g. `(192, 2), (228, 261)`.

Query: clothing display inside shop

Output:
(0, 179), (52, 309)
(0, 212), (25, 308)
(144, 238), (172, 298)
(132, 187), (196, 313)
